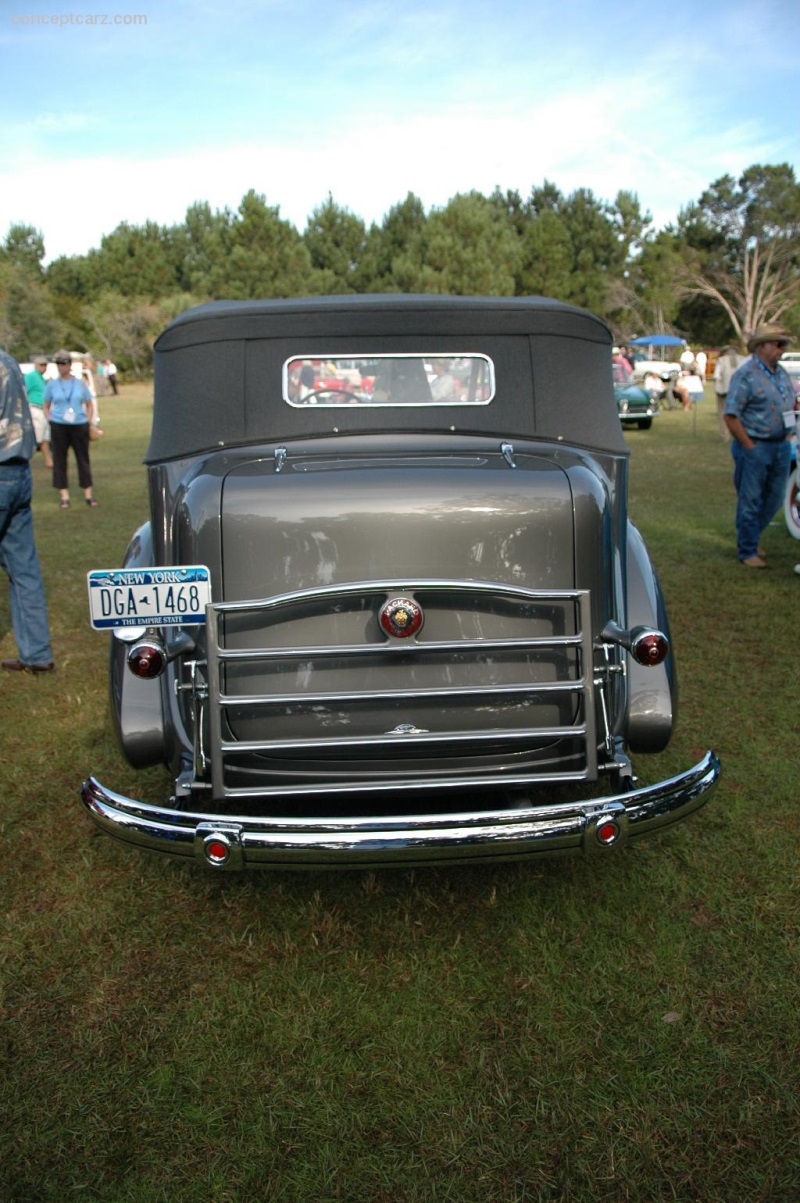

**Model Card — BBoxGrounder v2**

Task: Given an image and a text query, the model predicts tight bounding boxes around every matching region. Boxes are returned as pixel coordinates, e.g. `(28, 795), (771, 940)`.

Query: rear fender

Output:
(624, 521), (676, 752)
(109, 523), (170, 768)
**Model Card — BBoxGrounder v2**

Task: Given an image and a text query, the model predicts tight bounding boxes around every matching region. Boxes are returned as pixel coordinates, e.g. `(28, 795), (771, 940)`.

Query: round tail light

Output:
(630, 631), (669, 667)
(127, 642), (167, 679)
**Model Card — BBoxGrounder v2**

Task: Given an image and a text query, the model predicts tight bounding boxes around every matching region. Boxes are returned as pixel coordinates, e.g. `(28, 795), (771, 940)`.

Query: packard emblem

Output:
(379, 596), (423, 638)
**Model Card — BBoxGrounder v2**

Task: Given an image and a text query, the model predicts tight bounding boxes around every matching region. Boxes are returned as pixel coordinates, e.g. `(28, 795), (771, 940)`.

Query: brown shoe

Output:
(1, 659), (55, 673)
(742, 556), (767, 569)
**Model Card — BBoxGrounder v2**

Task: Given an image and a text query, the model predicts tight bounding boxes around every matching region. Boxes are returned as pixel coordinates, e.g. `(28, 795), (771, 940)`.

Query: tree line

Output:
(1, 163), (798, 375)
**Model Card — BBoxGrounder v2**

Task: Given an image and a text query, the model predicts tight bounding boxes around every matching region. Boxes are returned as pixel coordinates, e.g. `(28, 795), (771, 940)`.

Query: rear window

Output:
(283, 354), (495, 407)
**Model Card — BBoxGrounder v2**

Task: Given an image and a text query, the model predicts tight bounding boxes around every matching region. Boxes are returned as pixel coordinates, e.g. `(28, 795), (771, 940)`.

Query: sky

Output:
(1, 0), (799, 264)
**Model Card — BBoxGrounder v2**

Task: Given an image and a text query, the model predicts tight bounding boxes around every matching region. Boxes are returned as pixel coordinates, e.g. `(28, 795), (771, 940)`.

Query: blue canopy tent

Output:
(629, 333), (687, 368)
(630, 335), (685, 347)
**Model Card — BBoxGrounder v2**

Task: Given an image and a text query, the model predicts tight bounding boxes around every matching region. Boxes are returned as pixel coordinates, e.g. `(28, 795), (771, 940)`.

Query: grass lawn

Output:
(1, 385), (798, 1202)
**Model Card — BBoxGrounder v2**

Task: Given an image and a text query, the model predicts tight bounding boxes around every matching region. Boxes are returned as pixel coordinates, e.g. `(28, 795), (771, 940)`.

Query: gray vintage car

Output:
(81, 295), (719, 869)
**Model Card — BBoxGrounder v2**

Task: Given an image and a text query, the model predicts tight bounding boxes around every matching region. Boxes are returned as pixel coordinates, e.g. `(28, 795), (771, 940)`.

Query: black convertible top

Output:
(148, 294), (626, 462)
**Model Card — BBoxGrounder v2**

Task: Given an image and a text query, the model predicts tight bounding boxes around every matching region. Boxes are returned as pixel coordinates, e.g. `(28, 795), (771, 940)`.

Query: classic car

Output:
(631, 357), (681, 385)
(613, 361), (659, 429)
(779, 357), (800, 398)
(782, 361), (800, 539)
(785, 463), (800, 539)
(81, 294), (720, 870)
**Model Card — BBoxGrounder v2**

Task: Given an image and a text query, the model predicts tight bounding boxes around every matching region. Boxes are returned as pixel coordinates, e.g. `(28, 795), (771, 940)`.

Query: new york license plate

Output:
(87, 566), (211, 629)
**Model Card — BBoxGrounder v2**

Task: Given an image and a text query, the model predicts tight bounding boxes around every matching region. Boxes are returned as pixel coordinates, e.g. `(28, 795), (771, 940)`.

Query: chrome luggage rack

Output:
(198, 579), (603, 802)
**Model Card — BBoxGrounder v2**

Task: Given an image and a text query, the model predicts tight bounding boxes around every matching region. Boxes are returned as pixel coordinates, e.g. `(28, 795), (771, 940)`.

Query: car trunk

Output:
(202, 449), (599, 801)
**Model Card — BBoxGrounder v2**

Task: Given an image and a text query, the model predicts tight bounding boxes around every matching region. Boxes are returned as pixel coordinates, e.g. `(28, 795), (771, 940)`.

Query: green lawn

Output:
(1, 386), (798, 1203)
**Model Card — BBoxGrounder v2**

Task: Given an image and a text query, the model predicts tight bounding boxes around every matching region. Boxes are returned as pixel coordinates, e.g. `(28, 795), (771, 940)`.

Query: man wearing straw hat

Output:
(724, 324), (795, 569)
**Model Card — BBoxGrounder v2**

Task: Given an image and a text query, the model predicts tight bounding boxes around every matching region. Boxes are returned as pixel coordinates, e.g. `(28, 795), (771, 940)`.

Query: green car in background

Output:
(613, 361), (659, 430)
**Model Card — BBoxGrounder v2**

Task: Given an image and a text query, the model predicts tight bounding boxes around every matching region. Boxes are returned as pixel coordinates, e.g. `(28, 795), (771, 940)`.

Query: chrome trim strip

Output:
(218, 724), (588, 755)
(218, 680), (584, 707)
(211, 578), (585, 616)
(217, 634), (583, 662)
(215, 768), (592, 800)
(80, 751), (720, 868)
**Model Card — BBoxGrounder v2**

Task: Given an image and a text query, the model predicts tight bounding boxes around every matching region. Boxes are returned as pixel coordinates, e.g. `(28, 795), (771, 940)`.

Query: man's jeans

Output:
(731, 439), (792, 560)
(0, 461), (53, 664)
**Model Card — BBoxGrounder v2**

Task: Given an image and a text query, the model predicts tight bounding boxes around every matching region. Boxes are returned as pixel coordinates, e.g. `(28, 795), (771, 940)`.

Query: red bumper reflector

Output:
(596, 820), (620, 845)
(205, 839), (230, 865)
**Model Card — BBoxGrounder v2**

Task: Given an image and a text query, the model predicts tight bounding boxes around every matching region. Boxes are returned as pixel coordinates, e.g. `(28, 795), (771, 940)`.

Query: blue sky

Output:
(2, 0), (798, 262)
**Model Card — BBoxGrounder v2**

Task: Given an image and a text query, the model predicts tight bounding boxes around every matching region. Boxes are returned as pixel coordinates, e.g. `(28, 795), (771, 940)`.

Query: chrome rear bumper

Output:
(81, 751), (720, 869)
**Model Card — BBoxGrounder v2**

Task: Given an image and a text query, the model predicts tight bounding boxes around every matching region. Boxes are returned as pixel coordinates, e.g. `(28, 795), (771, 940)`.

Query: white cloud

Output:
(0, 72), (793, 261)
(31, 112), (96, 133)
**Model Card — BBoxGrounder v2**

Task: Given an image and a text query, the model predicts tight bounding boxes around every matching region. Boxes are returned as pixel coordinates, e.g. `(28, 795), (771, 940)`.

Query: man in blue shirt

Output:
(724, 324), (795, 568)
(0, 350), (54, 672)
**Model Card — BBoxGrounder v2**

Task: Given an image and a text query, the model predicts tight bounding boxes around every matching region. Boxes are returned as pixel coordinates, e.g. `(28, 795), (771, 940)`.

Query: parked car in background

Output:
(780, 356), (800, 398)
(781, 357), (800, 539)
(631, 358), (681, 384)
(613, 361), (659, 429)
(784, 461), (800, 540)
(81, 294), (719, 870)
